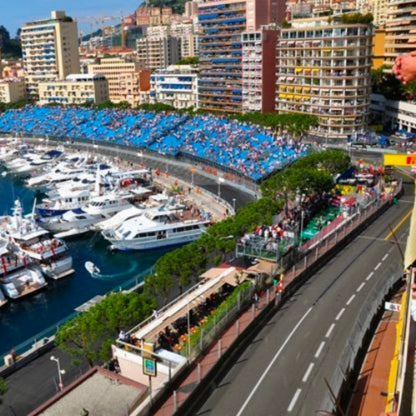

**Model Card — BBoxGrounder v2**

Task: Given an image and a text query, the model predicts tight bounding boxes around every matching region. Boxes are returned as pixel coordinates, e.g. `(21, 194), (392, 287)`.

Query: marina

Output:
(0, 151), (176, 356)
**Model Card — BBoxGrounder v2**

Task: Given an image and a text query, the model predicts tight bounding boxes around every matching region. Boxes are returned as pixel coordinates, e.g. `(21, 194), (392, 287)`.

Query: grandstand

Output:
(0, 107), (309, 182)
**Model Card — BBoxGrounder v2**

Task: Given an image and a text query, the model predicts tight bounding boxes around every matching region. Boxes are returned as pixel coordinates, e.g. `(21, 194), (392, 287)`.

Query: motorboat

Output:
(40, 190), (135, 234)
(85, 261), (100, 275)
(0, 238), (47, 299)
(2, 200), (74, 280)
(102, 203), (211, 251)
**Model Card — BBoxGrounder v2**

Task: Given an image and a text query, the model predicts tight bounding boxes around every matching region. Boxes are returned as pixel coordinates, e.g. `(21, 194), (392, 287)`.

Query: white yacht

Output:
(2, 200), (74, 280)
(41, 190), (135, 235)
(0, 238), (47, 299)
(0, 288), (7, 308)
(102, 204), (211, 251)
(11, 149), (64, 176)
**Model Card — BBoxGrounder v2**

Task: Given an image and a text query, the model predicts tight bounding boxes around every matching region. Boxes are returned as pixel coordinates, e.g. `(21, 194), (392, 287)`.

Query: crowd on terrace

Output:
(0, 107), (309, 181)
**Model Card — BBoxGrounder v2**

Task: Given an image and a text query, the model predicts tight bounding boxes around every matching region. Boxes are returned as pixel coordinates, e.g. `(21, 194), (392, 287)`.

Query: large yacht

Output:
(101, 204), (211, 251)
(40, 190), (136, 235)
(0, 238), (47, 299)
(2, 200), (74, 280)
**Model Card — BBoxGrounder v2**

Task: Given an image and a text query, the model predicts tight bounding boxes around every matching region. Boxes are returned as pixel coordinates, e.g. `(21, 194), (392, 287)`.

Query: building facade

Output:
(384, 0), (416, 67)
(197, 0), (277, 113)
(87, 58), (150, 105)
(242, 27), (278, 113)
(38, 74), (108, 106)
(370, 93), (416, 133)
(275, 18), (372, 139)
(21, 11), (80, 100)
(150, 65), (198, 109)
(0, 79), (26, 103)
(136, 35), (180, 71)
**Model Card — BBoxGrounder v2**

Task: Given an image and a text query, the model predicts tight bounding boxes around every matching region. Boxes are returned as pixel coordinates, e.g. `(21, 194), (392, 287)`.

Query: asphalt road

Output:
(196, 180), (413, 416)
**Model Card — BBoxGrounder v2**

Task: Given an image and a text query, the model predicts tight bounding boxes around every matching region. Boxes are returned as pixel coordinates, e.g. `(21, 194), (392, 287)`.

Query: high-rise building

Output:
(197, 0), (279, 113)
(21, 11), (80, 100)
(384, 0), (416, 67)
(276, 16), (373, 139)
(170, 22), (198, 58)
(372, 0), (388, 25)
(137, 27), (181, 71)
(242, 26), (278, 113)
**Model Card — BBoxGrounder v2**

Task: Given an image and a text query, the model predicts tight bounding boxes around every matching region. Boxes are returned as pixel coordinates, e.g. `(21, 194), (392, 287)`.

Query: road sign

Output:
(143, 358), (157, 377)
(385, 301), (401, 312)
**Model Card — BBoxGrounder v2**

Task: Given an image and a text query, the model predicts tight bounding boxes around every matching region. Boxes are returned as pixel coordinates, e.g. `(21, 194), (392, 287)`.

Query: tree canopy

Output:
(54, 292), (155, 366)
(0, 26), (22, 59)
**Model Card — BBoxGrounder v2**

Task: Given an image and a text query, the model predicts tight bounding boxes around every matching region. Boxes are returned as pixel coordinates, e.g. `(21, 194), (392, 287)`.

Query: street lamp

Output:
(50, 355), (66, 391)
(218, 177), (225, 198)
(232, 198), (236, 212)
(190, 167), (196, 187)
(137, 151), (143, 165)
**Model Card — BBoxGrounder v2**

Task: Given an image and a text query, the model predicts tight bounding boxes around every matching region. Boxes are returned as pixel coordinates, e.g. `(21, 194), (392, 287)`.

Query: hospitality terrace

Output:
(0, 107), (309, 182)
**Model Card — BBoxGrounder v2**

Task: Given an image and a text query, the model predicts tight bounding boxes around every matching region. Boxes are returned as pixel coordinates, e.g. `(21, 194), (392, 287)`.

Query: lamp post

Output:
(137, 151), (143, 166)
(300, 209), (305, 244)
(218, 177), (225, 198)
(190, 167), (196, 187)
(232, 198), (236, 212)
(50, 355), (65, 391)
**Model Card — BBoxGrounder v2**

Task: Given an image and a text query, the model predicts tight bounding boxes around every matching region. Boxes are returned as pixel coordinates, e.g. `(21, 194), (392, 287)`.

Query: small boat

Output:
(85, 261), (100, 275)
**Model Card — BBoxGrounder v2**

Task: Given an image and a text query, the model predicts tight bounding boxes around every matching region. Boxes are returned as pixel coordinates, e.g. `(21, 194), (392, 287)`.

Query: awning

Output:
(405, 190), (416, 269)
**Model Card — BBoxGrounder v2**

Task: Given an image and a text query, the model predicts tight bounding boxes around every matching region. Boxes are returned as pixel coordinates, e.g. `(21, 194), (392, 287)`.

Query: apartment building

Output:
(150, 65), (198, 109)
(21, 11), (80, 100)
(197, 0), (279, 114)
(372, 0), (388, 25)
(38, 74), (108, 106)
(242, 27), (278, 113)
(0, 79), (26, 103)
(372, 25), (386, 70)
(276, 17), (372, 139)
(136, 6), (174, 26)
(384, 0), (416, 67)
(170, 22), (198, 58)
(137, 31), (180, 71)
(87, 58), (150, 105)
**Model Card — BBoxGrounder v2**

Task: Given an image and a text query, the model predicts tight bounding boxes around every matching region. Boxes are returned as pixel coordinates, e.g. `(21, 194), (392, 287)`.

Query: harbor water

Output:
(0, 174), (167, 356)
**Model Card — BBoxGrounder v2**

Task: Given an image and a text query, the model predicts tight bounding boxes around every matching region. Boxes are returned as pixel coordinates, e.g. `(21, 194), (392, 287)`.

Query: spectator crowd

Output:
(0, 107), (309, 181)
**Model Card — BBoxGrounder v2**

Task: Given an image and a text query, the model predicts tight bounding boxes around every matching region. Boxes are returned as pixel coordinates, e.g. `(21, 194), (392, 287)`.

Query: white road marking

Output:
(287, 388), (302, 412)
(366, 272), (374, 281)
(346, 294), (356, 306)
(302, 363), (315, 383)
(236, 307), (313, 416)
(335, 308), (345, 321)
(382, 253), (389, 261)
(325, 323), (335, 338)
(374, 262), (382, 271)
(357, 282), (365, 292)
(315, 341), (325, 358)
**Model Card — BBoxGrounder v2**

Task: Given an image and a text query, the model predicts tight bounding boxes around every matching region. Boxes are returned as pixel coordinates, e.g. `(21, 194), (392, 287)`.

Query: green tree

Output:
(176, 57), (199, 65)
(0, 377), (7, 404)
(54, 292), (155, 366)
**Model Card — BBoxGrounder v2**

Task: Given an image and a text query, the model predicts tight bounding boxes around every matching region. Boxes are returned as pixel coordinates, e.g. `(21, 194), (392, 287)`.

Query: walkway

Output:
(346, 288), (404, 416)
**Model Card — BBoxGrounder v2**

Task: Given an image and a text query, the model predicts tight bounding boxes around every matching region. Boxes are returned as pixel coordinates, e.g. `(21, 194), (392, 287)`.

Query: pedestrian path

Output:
(346, 288), (403, 416)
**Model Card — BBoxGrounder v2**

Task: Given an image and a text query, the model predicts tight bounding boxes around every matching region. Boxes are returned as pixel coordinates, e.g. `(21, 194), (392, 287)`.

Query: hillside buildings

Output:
(38, 74), (108, 106)
(21, 11), (80, 100)
(276, 16), (372, 139)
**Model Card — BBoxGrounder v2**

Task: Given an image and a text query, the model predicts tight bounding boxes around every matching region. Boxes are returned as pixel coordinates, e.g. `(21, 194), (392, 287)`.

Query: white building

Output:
(38, 74), (108, 106)
(150, 65), (198, 109)
(370, 93), (416, 133)
(21, 11), (80, 100)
